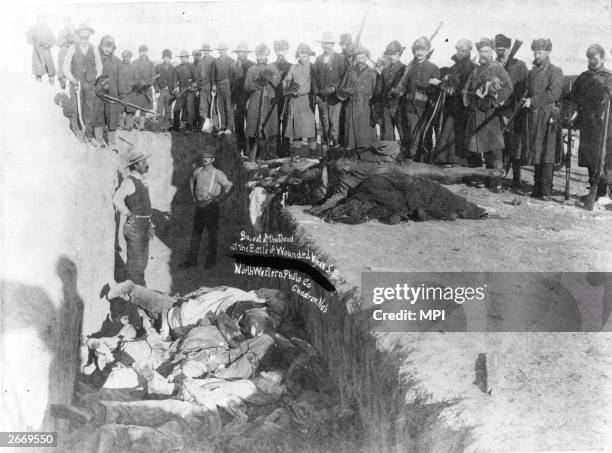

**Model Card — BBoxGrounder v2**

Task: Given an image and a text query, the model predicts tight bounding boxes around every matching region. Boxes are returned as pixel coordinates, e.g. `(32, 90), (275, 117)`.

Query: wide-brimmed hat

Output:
(74, 22), (95, 36)
(201, 43), (212, 51)
(317, 31), (335, 44)
(201, 145), (216, 158)
(126, 149), (150, 168)
(216, 41), (228, 50)
(295, 43), (315, 58)
(274, 40), (289, 52)
(255, 43), (270, 57)
(384, 40), (405, 55)
(233, 41), (251, 53)
(179, 49), (190, 57)
(531, 38), (552, 51)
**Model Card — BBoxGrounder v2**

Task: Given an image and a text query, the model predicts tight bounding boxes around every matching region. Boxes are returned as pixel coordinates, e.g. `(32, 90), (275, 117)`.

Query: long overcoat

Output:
(520, 58), (564, 165)
(344, 64), (379, 148)
(463, 60), (513, 154)
(244, 63), (281, 138)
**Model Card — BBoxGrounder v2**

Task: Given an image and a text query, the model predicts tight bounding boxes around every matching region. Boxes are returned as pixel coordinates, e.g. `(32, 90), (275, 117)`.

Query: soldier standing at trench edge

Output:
(113, 149), (153, 286)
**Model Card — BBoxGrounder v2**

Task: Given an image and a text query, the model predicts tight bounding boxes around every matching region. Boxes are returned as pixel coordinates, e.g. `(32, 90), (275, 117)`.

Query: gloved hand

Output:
(283, 81), (300, 97)
(260, 69), (276, 83)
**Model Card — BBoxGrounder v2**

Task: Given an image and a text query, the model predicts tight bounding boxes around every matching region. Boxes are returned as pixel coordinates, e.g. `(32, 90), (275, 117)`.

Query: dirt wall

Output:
(0, 77), (117, 435)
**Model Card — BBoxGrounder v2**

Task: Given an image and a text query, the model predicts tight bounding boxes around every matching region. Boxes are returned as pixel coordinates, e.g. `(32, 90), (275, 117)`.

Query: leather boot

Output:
(93, 126), (106, 148)
(108, 130), (117, 147)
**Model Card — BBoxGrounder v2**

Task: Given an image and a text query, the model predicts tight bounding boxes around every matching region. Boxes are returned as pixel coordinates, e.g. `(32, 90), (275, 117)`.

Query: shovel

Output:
(202, 92), (219, 133)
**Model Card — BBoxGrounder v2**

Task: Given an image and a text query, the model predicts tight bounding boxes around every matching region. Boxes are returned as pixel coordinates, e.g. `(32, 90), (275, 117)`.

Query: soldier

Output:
(212, 42), (235, 135)
(435, 39), (476, 165)
(244, 43), (282, 160)
(196, 44), (215, 132)
(92, 35), (123, 147)
(231, 42), (254, 149)
(192, 49), (203, 129)
(463, 37), (513, 191)
(26, 14), (56, 84)
(113, 149), (153, 287)
(313, 32), (345, 151)
(118, 49), (136, 130)
(378, 40), (407, 147)
(172, 49), (198, 134)
(338, 45), (380, 149)
(56, 16), (75, 90)
(274, 40), (292, 156)
(132, 44), (156, 131)
(154, 49), (175, 128)
(495, 33), (529, 188)
(62, 22), (103, 139)
(283, 43), (317, 154)
(339, 33), (353, 61)
(399, 36), (441, 160)
(567, 44), (612, 200)
(520, 38), (564, 200)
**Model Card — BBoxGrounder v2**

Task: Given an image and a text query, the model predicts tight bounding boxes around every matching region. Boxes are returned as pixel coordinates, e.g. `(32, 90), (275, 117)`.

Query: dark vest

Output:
(125, 176), (152, 216)
(71, 44), (97, 83)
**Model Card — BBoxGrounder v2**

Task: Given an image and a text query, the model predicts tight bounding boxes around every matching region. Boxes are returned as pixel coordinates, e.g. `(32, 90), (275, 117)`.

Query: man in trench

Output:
(113, 149), (153, 286)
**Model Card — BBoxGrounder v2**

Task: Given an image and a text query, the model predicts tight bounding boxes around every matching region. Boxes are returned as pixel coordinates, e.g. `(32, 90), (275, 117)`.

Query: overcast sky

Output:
(2, 0), (612, 77)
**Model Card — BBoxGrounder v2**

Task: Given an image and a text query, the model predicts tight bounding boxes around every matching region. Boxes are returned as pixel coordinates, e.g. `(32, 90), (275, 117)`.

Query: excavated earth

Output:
(3, 72), (612, 452)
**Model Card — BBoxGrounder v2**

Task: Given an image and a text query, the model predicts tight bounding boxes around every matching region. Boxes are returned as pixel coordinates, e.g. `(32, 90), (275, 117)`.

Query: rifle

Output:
(168, 85), (198, 104)
(583, 95), (610, 210)
(336, 12), (368, 101)
(99, 93), (159, 116)
(564, 79), (575, 200)
(249, 83), (267, 162)
(466, 40), (525, 137)
(397, 22), (443, 95)
(565, 119), (573, 201)
(501, 90), (528, 134)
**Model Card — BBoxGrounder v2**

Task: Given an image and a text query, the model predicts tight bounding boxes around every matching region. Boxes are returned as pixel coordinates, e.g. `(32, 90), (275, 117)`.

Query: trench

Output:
(123, 130), (466, 453)
(48, 129), (469, 453)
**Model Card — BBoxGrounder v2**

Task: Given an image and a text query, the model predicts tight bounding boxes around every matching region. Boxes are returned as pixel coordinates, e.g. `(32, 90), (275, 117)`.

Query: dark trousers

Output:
(173, 90), (195, 130)
(533, 163), (554, 197)
(187, 204), (220, 264)
(124, 217), (150, 286)
(234, 99), (248, 151)
(316, 98), (341, 145)
(587, 165), (609, 197)
(216, 80), (234, 130)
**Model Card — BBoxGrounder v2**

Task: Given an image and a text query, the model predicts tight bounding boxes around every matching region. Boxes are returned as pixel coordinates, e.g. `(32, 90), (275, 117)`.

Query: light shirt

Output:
(190, 165), (233, 207)
(113, 171), (148, 216)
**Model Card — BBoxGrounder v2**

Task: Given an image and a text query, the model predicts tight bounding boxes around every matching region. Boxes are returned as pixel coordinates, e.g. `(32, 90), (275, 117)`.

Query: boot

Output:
(108, 130), (117, 147)
(138, 115), (146, 131)
(93, 126), (106, 148)
(50, 404), (94, 424)
(540, 163), (554, 200)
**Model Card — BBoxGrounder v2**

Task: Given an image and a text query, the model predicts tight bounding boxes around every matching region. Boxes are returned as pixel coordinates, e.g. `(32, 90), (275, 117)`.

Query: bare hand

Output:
(429, 78), (442, 86)
(523, 97), (531, 108)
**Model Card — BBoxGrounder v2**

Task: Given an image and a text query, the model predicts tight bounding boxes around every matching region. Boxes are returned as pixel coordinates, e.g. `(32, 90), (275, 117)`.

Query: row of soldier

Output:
(27, 16), (612, 202)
